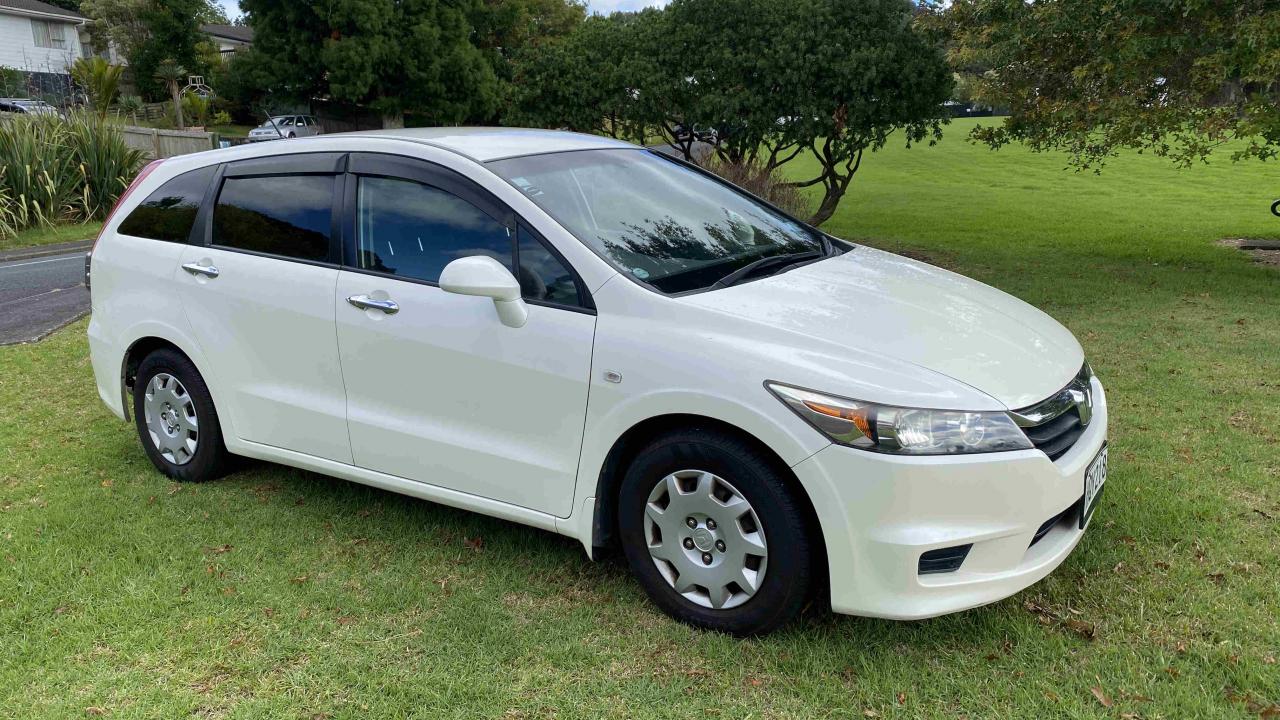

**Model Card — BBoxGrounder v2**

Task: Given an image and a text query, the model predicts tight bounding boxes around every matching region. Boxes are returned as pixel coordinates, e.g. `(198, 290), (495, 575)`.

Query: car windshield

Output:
(488, 149), (826, 293)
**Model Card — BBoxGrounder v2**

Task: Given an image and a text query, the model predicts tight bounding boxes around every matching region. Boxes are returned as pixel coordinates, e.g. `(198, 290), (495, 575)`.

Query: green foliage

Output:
(0, 66), (23, 97)
(240, 0), (501, 127)
(181, 91), (212, 127)
(116, 94), (143, 124)
(469, 0), (586, 93)
(507, 10), (656, 141)
(82, 0), (221, 101)
(71, 58), (124, 118)
(0, 185), (17, 242)
(0, 112), (144, 238)
(511, 0), (952, 225)
(938, 0), (1280, 169)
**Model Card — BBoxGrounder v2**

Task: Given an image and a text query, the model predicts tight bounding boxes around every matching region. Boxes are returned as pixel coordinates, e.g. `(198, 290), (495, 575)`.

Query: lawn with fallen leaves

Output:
(1, 118), (1277, 718)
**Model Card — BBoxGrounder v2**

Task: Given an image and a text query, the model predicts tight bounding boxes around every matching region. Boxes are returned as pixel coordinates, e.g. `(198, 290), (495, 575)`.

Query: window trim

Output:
(339, 152), (595, 315)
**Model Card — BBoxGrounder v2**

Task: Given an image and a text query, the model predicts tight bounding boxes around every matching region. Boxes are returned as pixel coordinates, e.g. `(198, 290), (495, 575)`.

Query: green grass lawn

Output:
(1, 220), (102, 252)
(2, 118), (1277, 718)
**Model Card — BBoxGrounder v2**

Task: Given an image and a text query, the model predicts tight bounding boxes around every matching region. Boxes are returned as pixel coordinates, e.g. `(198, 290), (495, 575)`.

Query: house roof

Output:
(0, 0), (85, 21)
(202, 23), (253, 44)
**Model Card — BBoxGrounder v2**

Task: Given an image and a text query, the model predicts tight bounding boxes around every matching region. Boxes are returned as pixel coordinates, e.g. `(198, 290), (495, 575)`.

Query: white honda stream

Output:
(86, 128), (1107, 635)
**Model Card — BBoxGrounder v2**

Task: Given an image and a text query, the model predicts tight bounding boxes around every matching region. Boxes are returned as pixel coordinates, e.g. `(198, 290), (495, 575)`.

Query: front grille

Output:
(1023, 406), (1085, 461)
(1011, 363), (1094, 461)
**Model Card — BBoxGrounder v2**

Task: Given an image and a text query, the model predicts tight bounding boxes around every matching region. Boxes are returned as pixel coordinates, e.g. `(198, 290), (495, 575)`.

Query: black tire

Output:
(617, 427), (814, 636)
(133, 348), (230, 483)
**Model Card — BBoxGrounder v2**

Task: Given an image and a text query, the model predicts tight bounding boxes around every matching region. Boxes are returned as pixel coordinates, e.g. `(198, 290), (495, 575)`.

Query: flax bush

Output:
(0, 111), (144, 240)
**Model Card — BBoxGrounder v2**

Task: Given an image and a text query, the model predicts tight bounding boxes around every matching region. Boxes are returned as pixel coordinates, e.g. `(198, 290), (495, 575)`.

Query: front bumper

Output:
(794, 376), (1107, 619)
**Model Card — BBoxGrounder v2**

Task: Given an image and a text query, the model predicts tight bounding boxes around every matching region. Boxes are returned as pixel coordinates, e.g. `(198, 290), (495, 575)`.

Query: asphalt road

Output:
(0, 251), (90, 345)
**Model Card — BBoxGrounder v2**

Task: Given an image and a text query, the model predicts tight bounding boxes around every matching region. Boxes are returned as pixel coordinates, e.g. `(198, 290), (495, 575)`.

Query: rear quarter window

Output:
(117, 166), (216, 243)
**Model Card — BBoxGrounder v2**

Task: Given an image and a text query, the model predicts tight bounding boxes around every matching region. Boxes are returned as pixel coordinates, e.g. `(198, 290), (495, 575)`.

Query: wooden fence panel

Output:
(120, 126), (215, 159)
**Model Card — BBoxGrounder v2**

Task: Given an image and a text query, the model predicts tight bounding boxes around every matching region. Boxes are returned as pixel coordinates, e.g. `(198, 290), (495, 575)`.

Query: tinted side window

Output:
(117, 166), (215, 243)
(517, 227), (583, 307)
(355, 175), (510, 283)
(212, 174), (334, 262)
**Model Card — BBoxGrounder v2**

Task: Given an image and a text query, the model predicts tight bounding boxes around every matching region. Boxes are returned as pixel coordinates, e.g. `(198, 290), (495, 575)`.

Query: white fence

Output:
(120, 126), (215, 159)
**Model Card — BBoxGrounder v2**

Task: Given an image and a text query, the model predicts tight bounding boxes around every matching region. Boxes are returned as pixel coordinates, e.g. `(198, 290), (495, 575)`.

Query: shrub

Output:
(71, 58), (124, 117)
(0, 111), (144, 238)
(698, 157), (812, 221)
(181, 92), (211, 127)
(117, 95), (144, 125)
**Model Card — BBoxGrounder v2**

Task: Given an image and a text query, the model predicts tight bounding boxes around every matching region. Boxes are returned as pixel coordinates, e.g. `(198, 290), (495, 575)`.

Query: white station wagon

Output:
(87, 129), (1107, 635)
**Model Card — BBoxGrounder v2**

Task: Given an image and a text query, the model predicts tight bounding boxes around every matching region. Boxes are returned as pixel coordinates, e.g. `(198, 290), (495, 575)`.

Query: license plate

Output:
(1081, 443), (1108, 528)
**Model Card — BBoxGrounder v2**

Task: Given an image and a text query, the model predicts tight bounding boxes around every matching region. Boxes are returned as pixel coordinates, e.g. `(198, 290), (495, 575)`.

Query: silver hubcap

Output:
(644, 469), (768, 609)
(143, 373), (198, 465)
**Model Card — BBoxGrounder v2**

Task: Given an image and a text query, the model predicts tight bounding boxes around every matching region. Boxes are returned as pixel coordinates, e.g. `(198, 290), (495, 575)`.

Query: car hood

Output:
(681, 245), (1083, 410)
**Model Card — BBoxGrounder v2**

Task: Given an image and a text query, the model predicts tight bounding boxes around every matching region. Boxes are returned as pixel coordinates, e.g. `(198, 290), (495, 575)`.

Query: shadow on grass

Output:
(198, 452), (1060, 662)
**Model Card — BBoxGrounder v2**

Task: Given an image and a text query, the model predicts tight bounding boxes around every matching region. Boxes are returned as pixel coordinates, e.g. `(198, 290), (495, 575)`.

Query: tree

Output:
(81, 0), (223, 100)
(154, 59), (187, 128)
(470, 0), (585, 90)
(506, 10), (656, 141)
(939, 0), (1280, 169)
(511, 0), (952, 226)
(71, 57), (124, 117)
(240, 0), (501, 128)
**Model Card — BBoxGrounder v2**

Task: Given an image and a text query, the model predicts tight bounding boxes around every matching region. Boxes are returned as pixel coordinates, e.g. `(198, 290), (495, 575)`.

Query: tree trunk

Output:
(171, 85), (184, 129)
(381, 111), (405, 129)
(804, 147), (862, 227)
(807, 185), (844, 227)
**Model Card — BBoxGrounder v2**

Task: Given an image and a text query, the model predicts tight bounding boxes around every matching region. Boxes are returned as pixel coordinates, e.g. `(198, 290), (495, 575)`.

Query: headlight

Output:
(767, 383), (1033, 455)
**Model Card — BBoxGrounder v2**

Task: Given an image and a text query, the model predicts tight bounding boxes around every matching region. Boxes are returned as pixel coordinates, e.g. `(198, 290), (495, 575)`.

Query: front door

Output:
(334, 157), (595, 516)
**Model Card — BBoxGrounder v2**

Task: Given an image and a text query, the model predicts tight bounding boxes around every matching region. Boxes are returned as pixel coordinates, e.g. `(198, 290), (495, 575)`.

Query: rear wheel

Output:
(133, 349), (229, 482)
(618, 428), (813, 635)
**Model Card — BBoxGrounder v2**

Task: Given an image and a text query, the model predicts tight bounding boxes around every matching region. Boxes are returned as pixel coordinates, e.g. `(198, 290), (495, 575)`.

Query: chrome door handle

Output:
(182, 262), (220, 278)
(347, 294), (399, 315)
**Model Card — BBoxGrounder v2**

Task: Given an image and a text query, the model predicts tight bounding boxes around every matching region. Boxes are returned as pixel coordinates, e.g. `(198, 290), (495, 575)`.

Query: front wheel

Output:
(618, 428), (814, 635)
(133, 349), (230, 482)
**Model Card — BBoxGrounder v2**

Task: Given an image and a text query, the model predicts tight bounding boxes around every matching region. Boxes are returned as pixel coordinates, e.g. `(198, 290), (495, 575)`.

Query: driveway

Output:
(0, 249), (90, 345)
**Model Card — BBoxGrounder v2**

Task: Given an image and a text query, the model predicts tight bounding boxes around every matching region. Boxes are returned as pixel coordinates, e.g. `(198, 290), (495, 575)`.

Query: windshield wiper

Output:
(709, 250), (824, 290)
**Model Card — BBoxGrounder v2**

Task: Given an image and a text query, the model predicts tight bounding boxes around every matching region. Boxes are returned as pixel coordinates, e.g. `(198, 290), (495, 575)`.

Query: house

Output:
(201, 24), (253, 62)
(0, 0), (86, 101)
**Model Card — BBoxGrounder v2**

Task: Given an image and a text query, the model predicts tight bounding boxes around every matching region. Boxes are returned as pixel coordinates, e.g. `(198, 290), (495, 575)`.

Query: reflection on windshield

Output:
(489, 149), (824, 293)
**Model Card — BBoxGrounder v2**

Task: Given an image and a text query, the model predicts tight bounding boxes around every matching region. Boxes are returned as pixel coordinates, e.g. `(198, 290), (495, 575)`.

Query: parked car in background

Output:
(85, 128), (1107, 636)
(246, 115), (322, 142)
(0, 98), (61, 116)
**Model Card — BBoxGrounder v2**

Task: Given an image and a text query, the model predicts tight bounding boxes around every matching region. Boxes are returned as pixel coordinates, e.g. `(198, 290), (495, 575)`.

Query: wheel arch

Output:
(119, 335), (212, 424)
(588, 413), (828, 599)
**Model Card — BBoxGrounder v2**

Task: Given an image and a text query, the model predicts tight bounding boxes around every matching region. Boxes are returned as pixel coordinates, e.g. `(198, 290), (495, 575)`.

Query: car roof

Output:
(335, 127), (637, 162)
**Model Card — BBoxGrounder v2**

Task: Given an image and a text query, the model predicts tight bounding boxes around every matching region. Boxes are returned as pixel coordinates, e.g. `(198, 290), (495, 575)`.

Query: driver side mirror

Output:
(439, 256), (528, 328)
